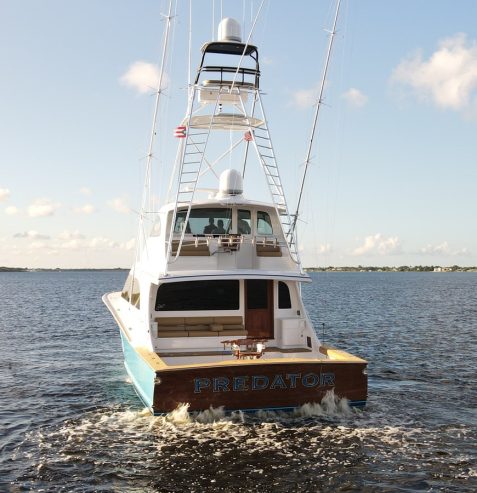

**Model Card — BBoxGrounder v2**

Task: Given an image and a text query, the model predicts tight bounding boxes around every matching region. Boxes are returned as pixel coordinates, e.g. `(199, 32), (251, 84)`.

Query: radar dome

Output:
(218, 18), (241, 43)
(218, 169), (243, 196)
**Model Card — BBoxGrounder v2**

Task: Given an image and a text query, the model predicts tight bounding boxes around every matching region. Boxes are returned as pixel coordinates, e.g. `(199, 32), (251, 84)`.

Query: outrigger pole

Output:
(290, 0), (341, 237)
(130, 0), (174, 299)
(141, 0), (175, 218)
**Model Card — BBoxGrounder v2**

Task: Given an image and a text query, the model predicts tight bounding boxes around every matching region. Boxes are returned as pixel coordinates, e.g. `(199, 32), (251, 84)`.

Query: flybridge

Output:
(166, 17), (299, 267)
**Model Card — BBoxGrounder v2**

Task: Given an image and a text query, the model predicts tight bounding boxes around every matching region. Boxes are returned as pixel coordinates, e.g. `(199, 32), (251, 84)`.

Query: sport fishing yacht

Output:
(103, 8), (367, 414)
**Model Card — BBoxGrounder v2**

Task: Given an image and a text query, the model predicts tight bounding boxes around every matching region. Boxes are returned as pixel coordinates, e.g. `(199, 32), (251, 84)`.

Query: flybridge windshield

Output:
(174, 208), (232, 235)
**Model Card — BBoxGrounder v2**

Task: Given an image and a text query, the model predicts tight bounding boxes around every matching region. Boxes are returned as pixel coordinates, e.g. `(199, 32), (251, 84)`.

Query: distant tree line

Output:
(305, 265), (477, 272)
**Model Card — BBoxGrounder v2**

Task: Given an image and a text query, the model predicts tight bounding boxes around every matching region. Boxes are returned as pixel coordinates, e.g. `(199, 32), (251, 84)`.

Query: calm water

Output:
(1, 271), (476, 492)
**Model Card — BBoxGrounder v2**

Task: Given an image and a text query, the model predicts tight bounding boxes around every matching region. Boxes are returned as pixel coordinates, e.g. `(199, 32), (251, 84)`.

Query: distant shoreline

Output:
(2, 266), (476, 273)
(304, 266), (477, 273)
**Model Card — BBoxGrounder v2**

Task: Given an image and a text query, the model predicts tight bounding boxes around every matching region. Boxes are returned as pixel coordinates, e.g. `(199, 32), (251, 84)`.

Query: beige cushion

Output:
(186, 325), (211, 331)
(157, 330), (189, 338)
(185, 317), (214, 325)
(157, 326), (186, 332)
(156, 317), (185, 326)
(213, 316), (243, 325)
(188, 330), (219, 337)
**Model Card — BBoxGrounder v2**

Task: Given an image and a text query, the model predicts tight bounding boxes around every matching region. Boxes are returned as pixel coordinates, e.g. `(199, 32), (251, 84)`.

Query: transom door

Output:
(245, 280), (274, 339)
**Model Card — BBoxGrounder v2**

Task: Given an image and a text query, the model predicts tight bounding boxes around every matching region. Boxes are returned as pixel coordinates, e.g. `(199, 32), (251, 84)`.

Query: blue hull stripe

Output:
(119, 329), (155, 411)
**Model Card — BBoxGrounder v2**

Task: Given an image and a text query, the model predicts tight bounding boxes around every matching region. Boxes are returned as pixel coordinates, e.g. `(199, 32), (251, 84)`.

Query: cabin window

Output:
(257, 211), (273, 235)
(278, 281), (292, 309)
(238, 209), (251, 234)
(156, 280), (239, 311)
(174, 208), (232, 235)
(121, 274), (141, 308)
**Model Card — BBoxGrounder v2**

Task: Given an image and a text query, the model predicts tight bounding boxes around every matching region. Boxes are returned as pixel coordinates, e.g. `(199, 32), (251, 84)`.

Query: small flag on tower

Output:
(174, 126), (187, 138)
(244, 130), (253, 142)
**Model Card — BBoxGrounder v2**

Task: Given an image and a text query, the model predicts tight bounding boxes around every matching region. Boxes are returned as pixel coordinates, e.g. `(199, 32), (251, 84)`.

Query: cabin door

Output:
(245, 280), (274, 339)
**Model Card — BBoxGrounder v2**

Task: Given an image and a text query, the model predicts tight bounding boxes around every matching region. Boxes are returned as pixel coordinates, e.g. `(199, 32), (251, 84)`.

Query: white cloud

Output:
(58, 230), (85, 240)
(0, 188), (10, 202)
(120, 61), (168, 94)
(300, 243), (332, 255)
(342, 88), (368, 108)
(420, 241), (451, 255)
(73, 204), (95, 214)
(419, 241), (470, 256)
(291, 85), (320, 109)
(14, 230), (50, 240)
(79, 187), (92, 196)
(32, 233), (125, 251)
(5, 206), (19, 216)
(316, 243), (332, 255)
(30, 241), (49, 250)
(27, 198), (60, 218)
(353, 234), (402, 256)
(454, 247), (471, 256)
(58, 239), (83, 250)
(121, 238), (136, 251)
(88, 237), (119, 249)
(108, 197), (131, 214)
(392, 33), (477, 112)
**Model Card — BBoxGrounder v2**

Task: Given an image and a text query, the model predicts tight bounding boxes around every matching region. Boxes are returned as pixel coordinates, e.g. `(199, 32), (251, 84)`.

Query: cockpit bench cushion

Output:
(184, 316), (215, 331)
(155, 315), (246, 337)
(156, 317), (185, 326)
(157, 330), (189, 338)
(187, 330), (220, 337)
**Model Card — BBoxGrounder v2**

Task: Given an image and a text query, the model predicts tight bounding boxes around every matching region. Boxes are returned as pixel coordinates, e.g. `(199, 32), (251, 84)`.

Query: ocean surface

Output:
(0, 270), (476, 492)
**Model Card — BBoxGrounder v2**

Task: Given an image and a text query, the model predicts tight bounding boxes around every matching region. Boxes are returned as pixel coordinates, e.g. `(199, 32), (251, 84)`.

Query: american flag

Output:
(244, 130), (253, 142)
(174, 126), (187, 138)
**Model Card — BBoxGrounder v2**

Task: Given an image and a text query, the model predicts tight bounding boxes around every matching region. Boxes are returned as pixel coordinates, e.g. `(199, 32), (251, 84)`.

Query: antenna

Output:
(291, 0), (341, 237)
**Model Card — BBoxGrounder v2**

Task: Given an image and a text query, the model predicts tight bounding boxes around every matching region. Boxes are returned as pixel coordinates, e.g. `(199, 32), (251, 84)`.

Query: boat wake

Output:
(152, 390), (355, 426)
(9, 394), (476, 492)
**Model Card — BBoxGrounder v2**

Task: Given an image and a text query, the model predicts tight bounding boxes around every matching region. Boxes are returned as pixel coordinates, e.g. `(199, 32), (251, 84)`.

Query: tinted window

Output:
(156, 280), (239, 311)
(238, 209), (251, 234)
(174, 208), (232, 235)
(278, 281), (291, 309)
(246, 280), (269, 309)
(257, 211), (273, 235)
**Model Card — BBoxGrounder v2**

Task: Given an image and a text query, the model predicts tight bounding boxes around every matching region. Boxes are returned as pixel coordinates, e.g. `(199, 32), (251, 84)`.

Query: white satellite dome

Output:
(218, 168), (243, 196)
(218, 18), (241, 43)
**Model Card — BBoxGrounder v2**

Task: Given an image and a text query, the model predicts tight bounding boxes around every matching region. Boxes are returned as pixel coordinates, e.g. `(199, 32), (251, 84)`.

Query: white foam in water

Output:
(13, 399), (476, 491)
(194, 406), (227, 424)
(147, 390), (355, 428)
(294, 390), (353, 418)
(164, 403), (192, 424)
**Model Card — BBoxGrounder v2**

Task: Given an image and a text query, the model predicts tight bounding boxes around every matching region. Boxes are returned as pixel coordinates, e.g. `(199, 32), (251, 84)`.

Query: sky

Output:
(1, 0), (477, 269)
